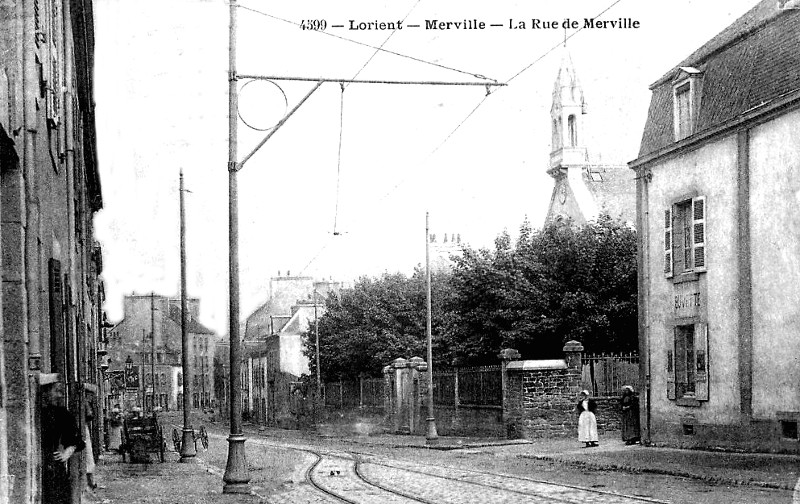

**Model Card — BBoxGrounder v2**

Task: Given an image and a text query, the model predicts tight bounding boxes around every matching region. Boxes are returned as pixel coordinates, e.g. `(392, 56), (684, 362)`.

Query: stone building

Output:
(105, 294), (216, 413)
(0, 1), (105, 502)
(240, 274), (340, 427)
(545, 47), (635, 226)
(629, 0), (800, 452)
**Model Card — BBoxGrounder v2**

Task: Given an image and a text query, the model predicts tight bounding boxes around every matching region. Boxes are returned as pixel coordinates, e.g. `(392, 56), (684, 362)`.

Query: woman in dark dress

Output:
(620, 385), (641, 445)
(41, 382), (85, 504)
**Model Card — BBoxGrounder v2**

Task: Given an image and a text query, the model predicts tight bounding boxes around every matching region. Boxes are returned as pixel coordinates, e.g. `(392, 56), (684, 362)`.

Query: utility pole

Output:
(314, 288), (320, 395)
(141, 329), (146, 410)
(221, 0), (502, 490)
(223, 0), (250, 494)
(151, 292), (157, 413)
(179, 170), (196, 462)
(425, 212), (438, 445)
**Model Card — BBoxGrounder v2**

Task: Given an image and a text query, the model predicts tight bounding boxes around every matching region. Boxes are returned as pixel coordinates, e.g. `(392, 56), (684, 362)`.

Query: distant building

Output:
(545, 47), (635, 225)
(428, 232), (464, 272)
(630, 0), (800, 452)
(106, 294), (217, 413)
(240, 274), (340, 427)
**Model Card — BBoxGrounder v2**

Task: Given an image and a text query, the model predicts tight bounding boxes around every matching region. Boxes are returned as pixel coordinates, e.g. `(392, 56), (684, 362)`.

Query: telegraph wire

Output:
(287, 0), (627, 275)
(347, 0), (423, 87)
(233, 2), (499, 83)
(505, 0), (625, 84)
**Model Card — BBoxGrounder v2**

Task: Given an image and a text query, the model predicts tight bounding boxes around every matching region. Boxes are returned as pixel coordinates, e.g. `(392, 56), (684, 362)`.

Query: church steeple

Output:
(549, 46), (588, 176)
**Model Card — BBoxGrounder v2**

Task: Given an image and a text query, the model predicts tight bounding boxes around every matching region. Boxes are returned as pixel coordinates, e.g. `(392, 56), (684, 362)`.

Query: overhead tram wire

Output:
(293, 0), (628, 275)
(233, 3), (499, 83)
(332, 83), (345, 236)
(334, 0), (422, 236)
(347, 0), (423, 87)
(505, 0), (626, 83)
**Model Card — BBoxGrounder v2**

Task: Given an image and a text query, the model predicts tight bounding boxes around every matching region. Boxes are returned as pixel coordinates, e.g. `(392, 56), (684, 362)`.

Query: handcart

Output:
(121, 412), (166, 463)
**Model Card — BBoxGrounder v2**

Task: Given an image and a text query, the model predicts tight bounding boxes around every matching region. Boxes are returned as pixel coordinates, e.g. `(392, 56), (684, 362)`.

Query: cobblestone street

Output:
(85, 424), (799, 504)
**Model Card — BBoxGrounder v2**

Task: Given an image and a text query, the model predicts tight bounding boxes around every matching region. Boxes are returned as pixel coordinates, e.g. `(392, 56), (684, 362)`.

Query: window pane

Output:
(685, 326), (695, 393)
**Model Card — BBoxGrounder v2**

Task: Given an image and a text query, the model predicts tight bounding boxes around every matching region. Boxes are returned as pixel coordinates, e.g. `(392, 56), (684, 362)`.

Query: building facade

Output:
(545, 48), (634, 226)
(238, 274), (339, 427)
(630, 0), (800, 452)
(105, 294), (216, 413)
(0, 1), (105, 502)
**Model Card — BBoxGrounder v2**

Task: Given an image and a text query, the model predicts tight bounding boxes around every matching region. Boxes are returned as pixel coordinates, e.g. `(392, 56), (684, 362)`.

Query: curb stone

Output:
(517, 453), (794, 491)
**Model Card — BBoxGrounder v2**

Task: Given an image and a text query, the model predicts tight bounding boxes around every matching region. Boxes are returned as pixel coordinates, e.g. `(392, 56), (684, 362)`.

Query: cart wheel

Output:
(172, 428), (181, 453)
(199, 426), (208, 450)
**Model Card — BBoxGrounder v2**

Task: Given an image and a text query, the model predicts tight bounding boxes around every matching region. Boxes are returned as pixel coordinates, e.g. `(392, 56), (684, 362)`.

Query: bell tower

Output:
(549, 47), (588, 176)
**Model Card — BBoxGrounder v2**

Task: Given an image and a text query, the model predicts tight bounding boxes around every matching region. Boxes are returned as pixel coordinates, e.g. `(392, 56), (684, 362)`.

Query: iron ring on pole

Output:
(237, 79), (288, 132)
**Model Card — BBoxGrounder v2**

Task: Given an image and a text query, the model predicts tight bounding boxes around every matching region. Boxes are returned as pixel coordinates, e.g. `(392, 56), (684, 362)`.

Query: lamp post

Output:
(425, 212), (438, 445)
(125, 355), (133, 411)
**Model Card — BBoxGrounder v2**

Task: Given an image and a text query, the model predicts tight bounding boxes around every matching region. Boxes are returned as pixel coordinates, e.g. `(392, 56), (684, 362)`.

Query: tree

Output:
(304, 214), (638, 378)
(303, 270), (456, 380)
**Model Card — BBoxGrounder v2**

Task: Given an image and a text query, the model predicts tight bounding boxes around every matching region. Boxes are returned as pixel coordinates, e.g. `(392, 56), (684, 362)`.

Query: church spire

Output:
(549, 46), (588, 173)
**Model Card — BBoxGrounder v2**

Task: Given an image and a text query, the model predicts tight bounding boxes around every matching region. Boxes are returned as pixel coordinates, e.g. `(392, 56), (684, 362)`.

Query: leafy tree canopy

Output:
(304, 214), (637, 379)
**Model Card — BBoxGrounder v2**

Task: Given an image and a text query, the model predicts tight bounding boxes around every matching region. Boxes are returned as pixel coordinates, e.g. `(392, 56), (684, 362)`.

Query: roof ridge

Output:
(650, 0), (785, 88)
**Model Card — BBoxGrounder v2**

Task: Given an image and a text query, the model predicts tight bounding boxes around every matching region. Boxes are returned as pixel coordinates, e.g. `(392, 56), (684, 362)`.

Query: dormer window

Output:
(674, 83), (692, 140)
(672, 67), (702, 141)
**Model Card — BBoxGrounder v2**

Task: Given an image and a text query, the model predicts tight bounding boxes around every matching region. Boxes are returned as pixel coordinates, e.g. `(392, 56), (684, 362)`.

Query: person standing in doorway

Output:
(576, 390), (599, 448)
(41, 381), (85, 504)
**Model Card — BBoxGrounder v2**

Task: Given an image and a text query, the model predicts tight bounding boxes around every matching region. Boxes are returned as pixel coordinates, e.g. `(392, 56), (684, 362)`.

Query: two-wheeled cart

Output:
(171, 425), (208, 453)
(121, 413), (166, 463)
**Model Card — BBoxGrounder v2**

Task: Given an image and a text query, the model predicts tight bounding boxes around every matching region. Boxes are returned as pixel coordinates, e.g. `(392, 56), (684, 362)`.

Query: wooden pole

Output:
(179, 170), (196, 462)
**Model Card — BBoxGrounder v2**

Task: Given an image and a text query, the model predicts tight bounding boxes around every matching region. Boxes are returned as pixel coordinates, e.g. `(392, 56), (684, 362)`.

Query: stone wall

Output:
(505, 364), (582, 439)
(501, 341), (623, 440)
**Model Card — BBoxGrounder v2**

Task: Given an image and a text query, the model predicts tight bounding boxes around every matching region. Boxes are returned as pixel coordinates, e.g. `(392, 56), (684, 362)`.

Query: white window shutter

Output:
(666, 329), (676, 400)
(694, 323), (709, 401)
(692, 196), (706, 271)
(664, 208), (673, 278)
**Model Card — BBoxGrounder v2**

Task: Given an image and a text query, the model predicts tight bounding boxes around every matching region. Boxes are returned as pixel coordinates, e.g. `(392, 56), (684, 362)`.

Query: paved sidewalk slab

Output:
(83, 451), (263, 504)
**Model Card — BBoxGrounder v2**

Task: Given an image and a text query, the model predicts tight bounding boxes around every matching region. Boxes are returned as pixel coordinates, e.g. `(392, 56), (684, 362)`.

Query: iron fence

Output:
(581, 353), (639, 397)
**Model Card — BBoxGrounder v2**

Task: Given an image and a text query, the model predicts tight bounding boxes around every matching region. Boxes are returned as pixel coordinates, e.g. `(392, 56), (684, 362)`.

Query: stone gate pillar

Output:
(563, 340), (584, 395)
(498, 348), (521, 439)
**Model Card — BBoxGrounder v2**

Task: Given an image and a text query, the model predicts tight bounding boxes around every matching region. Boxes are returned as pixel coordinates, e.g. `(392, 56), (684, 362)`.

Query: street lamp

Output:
(125, 356), (133, 410)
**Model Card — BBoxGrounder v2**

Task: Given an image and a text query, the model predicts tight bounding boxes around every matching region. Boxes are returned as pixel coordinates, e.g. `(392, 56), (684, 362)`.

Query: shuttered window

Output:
(664, 209), (673, 278)
(664, 195), (708, 277)
(692, 196), (706, 271)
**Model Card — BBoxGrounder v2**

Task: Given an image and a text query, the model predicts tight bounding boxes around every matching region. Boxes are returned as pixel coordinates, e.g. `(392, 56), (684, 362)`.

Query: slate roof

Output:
(637, 1), (800, 159)
(167, 304), (215, 335)
(583, 164), (636, 223)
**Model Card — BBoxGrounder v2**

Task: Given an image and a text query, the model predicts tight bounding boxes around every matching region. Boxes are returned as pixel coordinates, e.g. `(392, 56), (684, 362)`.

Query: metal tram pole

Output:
(425, 212), (439, 445)
(223, 0), (250, 493)
(151, 292), (156, 413)
(179, 170), (196, 462)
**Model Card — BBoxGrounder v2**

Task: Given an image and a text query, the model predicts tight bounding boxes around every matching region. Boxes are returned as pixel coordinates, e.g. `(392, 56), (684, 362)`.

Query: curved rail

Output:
(210, 431), (668, 504)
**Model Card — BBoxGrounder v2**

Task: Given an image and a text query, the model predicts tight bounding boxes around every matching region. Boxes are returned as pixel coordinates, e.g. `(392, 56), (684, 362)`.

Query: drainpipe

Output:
(23, 0), (41, 375)
(636, 166), (652, 444)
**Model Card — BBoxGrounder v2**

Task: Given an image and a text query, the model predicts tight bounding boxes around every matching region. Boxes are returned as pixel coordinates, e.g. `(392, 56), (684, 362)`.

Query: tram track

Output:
(229, 432), (671, 504)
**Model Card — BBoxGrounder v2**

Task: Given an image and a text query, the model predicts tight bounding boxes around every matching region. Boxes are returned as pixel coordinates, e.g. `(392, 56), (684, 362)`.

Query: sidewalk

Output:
(83, 450), (262, 504)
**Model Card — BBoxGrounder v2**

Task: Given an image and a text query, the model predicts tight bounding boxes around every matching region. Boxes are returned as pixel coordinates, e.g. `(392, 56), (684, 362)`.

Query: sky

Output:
(93, 0), (762, 336)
